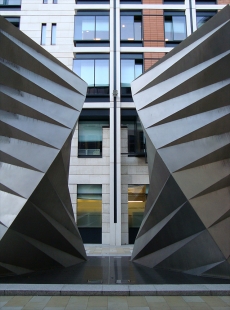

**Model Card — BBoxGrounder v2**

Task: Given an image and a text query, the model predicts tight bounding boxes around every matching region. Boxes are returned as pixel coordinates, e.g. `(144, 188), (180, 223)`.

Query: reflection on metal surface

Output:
(131, 6), (230, 279)
(0, 16), (87, 276)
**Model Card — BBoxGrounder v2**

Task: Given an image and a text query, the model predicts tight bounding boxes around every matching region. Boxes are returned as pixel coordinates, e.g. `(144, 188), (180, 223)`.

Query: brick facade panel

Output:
(217, 0), (230, 4)
(143, 11), (164, 46)
(144, 52), (165, 71)
(142, 0), (163, 3)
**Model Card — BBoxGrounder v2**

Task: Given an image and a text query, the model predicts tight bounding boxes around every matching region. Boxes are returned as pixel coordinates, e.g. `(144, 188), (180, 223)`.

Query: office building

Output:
(0, 0), (229, 246)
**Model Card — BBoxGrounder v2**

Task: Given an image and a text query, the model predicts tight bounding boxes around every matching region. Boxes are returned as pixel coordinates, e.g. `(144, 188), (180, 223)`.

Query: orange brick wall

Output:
(217, 0), (230, 4)
(142, 0), (163, 3)
(142, 1), (165, 71)
(144, 52), (165, 71)
(143, 10), (165, 47)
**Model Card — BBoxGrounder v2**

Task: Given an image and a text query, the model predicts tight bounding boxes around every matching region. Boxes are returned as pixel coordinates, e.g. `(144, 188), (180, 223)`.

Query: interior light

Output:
(94, 38), (101, 40)
(122, 25), (125, 27)
(86, 30), (89, 32)
(165, 38), (169, 41)
(128, 38), (134, 40)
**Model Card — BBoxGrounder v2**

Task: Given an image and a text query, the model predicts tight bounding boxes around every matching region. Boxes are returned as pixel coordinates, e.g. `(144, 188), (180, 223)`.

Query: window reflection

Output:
(78, 120), (109, 157)
(74, 15), (109, 41)
(164, 14), (186, 45)
(196, 12), (216, 28)
(41, 23), (46, 45)
(121, 117), (145, 156)
(51, 24), (56, 45)
(4, 17), (20, 28)
(0, 0), (21, 4)
(128, 185), (148, 228)
(121, 15), (142, 42)
(73, 58), (109, 95)
(121, 58), (143, 96)
(121, 16), (134, 40)
(77, 185), (102, 228)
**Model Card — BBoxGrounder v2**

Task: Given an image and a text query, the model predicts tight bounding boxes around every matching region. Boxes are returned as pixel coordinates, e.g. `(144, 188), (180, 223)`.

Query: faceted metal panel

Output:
(0, 17), (87, 276)
(131, 6), (230, 279)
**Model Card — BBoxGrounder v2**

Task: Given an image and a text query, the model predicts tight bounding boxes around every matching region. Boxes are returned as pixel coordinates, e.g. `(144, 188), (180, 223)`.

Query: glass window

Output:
(196, 11), (216, 28)
(77, 185), (102, 228)
(73, 57), (109, 96)
(53, 0), (57, 3)
(164, 14), (186, 45)
(51, 23), (56, 45)
(121, 15), (142, 41)
(120, 57), (143, 97)
(120, 0), (141, 2)
(164, 0), (184, 3)
(78, 120), (108, 157)
(128, 185), (148, 228)
(0, 0), (21, 4)
(96, 16), (109, 40)
(196, 0), (216, 3)
(41, 23), (46, 45)
(121, 110), (145, 156)
(76, 0), (109, 3)
(43, 0), (48, 3)
(4, 17), (20, 28)
(74, 15), (109, 41)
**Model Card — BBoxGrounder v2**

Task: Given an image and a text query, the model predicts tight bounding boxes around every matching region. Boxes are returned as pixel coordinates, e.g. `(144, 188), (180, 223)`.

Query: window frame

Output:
(77, 184), (102, 228)
(120, 11), (143, 47)
(121, 109), (146, 157)
(195, 0), (216, 4)
(196, 11), (216, 29)
(120, 0), (141, 3)
(74, 11), (110, 47)
(73, 54), (110, 102)
(51, 23), (57, 45)
(120, 53), (143, 102)
(41, 23), (47, 45)
(0, 0), (21, 6)
(76, 0), (109, 3)
(77, 109), (110, 158)
(164, 11), (187, 47)
(3, 16), (20, 27)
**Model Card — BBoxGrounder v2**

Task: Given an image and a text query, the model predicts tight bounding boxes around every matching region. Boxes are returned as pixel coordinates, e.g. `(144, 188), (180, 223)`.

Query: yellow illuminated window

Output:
(128, 184), (148, 228)
(77, 185), (102, 228)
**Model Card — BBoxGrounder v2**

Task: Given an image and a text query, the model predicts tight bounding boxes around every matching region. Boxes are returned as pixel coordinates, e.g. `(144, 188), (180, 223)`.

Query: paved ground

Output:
(84, 244), (133, 256)
(1, 246), (229, 307)
(0, 295), (230, 309)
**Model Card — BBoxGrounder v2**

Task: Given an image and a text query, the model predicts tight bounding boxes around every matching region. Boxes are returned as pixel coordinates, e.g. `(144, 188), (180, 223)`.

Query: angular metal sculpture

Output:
(0, 17), (87, 276)
(131, 5), (230, 279)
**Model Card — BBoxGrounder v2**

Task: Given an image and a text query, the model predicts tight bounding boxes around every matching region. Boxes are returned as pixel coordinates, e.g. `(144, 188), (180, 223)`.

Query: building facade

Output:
(1, 0), (229, 246)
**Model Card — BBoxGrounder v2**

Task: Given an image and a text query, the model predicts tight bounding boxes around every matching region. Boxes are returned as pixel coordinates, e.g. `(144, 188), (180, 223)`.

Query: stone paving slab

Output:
(84, 245), (134, 256)
(0, 284), (229, 296)
(1, 295), (230, 310)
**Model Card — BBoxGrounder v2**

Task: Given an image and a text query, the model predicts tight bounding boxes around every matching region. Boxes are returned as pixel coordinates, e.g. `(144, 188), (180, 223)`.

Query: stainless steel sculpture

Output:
(0, 17), (87, 276)
(131, 5), (230, 279)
